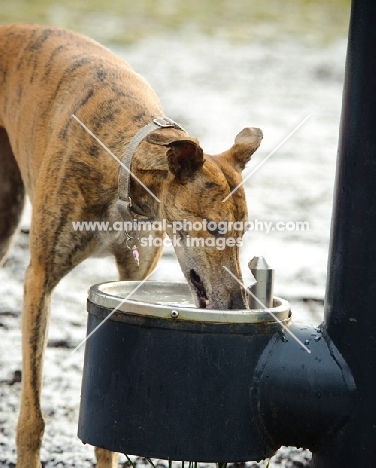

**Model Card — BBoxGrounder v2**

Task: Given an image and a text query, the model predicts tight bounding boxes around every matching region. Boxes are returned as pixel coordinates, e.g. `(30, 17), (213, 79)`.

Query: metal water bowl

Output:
(78, 281), (291, 462)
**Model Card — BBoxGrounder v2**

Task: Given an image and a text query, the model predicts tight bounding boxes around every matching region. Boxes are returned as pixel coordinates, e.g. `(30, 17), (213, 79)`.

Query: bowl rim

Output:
(88, 281), (291, 325)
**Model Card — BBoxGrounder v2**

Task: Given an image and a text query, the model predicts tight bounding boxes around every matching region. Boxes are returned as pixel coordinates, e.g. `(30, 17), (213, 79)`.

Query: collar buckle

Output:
(153, 117), (185, 132)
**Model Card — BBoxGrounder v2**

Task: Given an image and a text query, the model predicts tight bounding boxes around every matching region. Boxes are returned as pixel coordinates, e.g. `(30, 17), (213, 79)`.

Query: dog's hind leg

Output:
(0, 127), (25, 266)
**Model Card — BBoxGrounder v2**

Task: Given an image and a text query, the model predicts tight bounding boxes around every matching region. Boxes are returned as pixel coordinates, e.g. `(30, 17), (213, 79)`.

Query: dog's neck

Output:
(128, 182), (160, 221)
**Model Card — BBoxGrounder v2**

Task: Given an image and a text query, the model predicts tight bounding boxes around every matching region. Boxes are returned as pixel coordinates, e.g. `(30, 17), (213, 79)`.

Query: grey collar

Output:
(115, 117), (185, 248)
(116, 117), (185, 221)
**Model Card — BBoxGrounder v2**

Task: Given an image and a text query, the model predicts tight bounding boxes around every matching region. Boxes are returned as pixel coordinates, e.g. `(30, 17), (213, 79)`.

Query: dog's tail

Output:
(0, 127), (25, 267)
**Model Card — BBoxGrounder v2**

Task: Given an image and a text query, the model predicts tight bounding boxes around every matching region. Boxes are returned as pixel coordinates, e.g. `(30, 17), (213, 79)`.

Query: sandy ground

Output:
(0, 33), (347, 466)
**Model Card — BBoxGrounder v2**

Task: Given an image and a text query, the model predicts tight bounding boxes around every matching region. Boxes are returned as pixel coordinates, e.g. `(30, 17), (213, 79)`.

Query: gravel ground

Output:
(0, 32), (347, 466)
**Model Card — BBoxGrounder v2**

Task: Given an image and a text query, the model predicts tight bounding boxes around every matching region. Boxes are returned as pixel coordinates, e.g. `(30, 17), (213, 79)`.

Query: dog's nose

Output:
(250, 127), (263, 139)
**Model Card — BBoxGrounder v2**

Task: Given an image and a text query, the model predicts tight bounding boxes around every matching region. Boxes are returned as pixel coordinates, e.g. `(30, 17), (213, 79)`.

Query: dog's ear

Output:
(227, 127), (263, 172)
(147, 133), (204, 183)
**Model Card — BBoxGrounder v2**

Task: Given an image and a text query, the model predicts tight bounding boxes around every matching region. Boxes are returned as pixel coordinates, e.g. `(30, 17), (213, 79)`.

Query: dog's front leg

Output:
(95, 447), (119, 468)
(15, 183), (101, 466)
(93, 232), (165, 467)
(16, 263), (51, 468)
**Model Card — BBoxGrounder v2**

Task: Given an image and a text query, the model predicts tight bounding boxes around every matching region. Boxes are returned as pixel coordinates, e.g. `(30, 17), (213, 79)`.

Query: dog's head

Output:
(145, 126), (263, 310)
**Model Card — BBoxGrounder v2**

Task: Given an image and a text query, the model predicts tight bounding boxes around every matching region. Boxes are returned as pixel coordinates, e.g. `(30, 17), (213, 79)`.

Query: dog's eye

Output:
(206, 223), (222, 237)
(207, 226), (220, 236)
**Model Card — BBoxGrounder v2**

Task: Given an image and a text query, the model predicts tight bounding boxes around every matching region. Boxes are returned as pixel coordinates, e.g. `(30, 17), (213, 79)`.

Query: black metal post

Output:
(313, 0), (376, 465)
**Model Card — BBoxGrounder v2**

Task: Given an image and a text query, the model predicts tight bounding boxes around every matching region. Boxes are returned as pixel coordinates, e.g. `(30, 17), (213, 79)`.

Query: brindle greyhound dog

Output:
(0, 23), (263, 467)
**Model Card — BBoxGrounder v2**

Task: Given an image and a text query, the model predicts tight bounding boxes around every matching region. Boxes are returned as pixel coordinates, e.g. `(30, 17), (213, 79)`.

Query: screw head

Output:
(171, 310), (179, 318)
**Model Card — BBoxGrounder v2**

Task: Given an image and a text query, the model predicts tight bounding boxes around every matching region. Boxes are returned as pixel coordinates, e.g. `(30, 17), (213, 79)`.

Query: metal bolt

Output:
(248, 256), (274, 309)
(171, 310), (179, 318)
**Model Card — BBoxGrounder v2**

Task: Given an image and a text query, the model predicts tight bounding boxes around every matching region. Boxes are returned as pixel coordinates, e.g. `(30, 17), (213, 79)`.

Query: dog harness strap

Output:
(116, 117), (185, 221)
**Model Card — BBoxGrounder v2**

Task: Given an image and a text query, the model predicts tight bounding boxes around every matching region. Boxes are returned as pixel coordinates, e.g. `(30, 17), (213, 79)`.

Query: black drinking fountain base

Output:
(78, 281), (355, 464)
